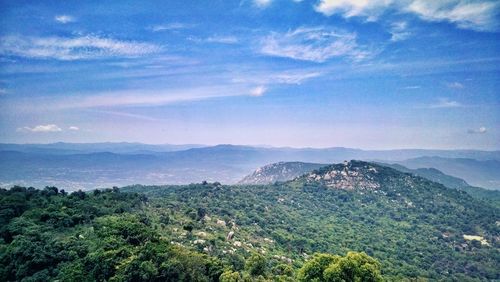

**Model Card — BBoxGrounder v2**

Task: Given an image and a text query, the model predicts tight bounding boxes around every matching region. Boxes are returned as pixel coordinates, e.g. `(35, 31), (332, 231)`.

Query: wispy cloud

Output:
(232, 70), (322, 85)
(0, 35), (161, 60)
(254, 0), (272, 8)
(0, 88), (7, 95)
(68, 126), (79, 131)
(54, 15), (75, 24)
(26, 85), (253, 110)
(315, 0), (390, 20)
(89, 110), (166, 122)
(260, 27), (371, 62)
(205, 36), (239, 44)
(467, 126), (487, 134)
(390, 21), (411, 42)
(428, 98), (463, 108)
(150, 23), (194, 32)
(315, 0), (499, 31)
(17, 124), (62, 133)
(445, 81), (464, 89)
(406, 0), (499, 31)
(403, 85), (421, 90)
(249, 85), (267, 96)
(189, 35), (239, 44)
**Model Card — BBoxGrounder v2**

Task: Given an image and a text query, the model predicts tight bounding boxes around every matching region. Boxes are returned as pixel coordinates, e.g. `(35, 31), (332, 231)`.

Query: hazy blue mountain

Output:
(0, 142), (205, 154)
(379, 163), (500, 203)
(398, 157), (500, 190)
(1, 143), (499, 190)
(238, 162), (327, 185)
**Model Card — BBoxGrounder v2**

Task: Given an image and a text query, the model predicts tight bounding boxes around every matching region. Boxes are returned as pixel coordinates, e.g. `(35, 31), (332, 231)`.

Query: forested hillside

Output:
(0, 186), (382, 281)
(1, 161), (498, 281)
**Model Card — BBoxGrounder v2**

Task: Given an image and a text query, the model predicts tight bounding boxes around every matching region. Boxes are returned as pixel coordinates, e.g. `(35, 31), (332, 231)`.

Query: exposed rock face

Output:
(238, 162), (326, 185)
(301, 160), (382, 190)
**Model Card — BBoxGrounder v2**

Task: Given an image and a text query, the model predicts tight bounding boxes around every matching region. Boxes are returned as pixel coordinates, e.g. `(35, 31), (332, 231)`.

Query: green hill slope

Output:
(123, 161), (499, 280)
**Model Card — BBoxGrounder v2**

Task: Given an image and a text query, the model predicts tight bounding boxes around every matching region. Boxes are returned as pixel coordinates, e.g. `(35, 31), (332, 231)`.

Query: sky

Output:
(0, 0), (499, 149)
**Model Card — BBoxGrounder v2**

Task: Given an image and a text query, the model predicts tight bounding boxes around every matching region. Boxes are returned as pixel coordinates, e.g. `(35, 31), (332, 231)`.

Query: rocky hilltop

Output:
(294, 160), (422, 192)
(302, 161), (381, 190)
(238, 161), (326, 185)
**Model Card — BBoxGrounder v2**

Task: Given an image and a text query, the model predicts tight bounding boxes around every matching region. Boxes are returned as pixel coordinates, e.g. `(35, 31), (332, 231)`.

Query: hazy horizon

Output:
(2, 141), (500, 151)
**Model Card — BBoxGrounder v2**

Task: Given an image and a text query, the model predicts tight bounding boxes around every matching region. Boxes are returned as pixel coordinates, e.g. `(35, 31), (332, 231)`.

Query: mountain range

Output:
(1, 143), (499, 190)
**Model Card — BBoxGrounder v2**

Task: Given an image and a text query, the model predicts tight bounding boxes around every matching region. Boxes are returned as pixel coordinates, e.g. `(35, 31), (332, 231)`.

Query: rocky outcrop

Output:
(238, 162), (326, 185)
(301, 160), (382, 190)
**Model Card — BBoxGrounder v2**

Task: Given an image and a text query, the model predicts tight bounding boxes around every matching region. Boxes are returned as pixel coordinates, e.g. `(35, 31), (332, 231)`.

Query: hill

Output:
(121, 161), (499, 280)
(238, 161), (500, 203)
(1, 143), (499, 190)
(238, 162), (327, 185)
(398, 157), (500, 190)
(380, 163), (500, 203)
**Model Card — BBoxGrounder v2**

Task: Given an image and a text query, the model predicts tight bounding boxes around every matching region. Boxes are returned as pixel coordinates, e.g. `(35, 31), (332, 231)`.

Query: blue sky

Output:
(0, 0), (498, 149)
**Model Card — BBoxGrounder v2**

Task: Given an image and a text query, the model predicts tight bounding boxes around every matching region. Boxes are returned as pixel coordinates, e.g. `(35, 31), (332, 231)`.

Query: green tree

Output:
(297, 252), (383, 282)
(246, 253), (267, 277)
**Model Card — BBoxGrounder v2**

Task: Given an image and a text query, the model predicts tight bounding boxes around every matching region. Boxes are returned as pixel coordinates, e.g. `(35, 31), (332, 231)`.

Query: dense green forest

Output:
(0, 186), (382, 281)
(1, 162), (499, 281)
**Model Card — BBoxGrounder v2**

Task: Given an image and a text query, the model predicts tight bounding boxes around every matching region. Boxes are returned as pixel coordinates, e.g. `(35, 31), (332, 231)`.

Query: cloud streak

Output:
(315, 0), (499, 31)
(150, 23), (194, 32)
(55, 15), (75, 24)
(17, 124), (62, 133)
(23, 85), (254, 111)
(249, 85), (267, 96)
(390, 21), (411, 42)
(428, 98), (463, 108)
(446, 81), (464, 89)
(467, 126), (487, 134)
(0, 35), (161, 60)
(260, 27), (371, 62)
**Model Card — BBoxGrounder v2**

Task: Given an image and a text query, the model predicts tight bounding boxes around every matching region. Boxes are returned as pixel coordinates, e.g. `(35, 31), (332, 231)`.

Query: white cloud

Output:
(28, 85), (254, 110)
(249, 86), (267, 96)
(260, 27), (371, 62)
(315, 0), (391, 20)
(403, 85), (421, 89)
(55, 15), (75, 24)
(429, 98), (463, 108)
(150, 23), (193, 32)
(273, 71), (322, 84)
(17, 124), (62, 133)
(232, 70), (322, 85)
(315, 0), (499, 31)
(467, 126), (487, 134)
(446, 81), (464, 89)
(0, 35), (161, 60)
(406, 0), (499, 31)
(254, 0), (272, 8)
(205, 36), (239, 44)
(0, 88), (7, 95)
(390, 21), (411, 41)
(68, 126), (79, 131)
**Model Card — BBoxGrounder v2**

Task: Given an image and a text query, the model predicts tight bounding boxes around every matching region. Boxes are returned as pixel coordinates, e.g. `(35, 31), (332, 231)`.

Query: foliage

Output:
(2, 160), (499, 281)
(297, 252), (383, 282)
(122, 162), (499, 281)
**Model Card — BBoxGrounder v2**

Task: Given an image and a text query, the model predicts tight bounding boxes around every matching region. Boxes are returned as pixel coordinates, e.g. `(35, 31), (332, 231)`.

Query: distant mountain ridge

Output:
(398, 157), (500, 190)
(1, 143), (499, 190)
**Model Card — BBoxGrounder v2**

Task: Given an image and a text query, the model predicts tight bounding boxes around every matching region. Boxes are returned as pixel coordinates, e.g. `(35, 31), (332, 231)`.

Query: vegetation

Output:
(1, 162), (498, 281)
(0, 186), (382, 281)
